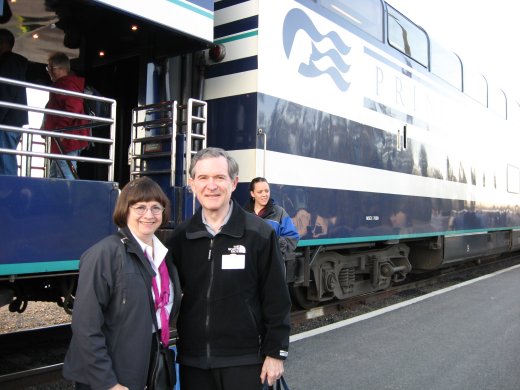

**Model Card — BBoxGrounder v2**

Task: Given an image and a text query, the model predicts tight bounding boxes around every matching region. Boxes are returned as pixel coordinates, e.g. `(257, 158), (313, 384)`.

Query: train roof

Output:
(2, 0), (213, 66)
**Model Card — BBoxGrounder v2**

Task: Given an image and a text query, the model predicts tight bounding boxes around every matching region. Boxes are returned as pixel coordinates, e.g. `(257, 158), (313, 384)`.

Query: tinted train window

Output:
(507, 99), (520, 124)
(488, 85), (507, 119)
(320, 0), (383, 40)
(507, 165), (520, 194)
(387, 6), (428, 67)
(430, 39), (462, 90)
(463, 66), (487, 106)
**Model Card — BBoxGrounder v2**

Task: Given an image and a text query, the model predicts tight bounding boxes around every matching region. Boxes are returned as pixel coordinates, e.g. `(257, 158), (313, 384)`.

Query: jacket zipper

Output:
(206, 238), (214, 360)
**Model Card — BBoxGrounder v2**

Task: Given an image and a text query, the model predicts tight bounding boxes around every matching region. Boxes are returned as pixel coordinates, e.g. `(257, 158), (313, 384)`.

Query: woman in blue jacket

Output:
(244, 177), (300, 257)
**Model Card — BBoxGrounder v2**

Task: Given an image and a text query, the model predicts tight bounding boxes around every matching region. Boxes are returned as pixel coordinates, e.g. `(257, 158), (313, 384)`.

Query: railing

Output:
(130, 98), (206, 187)
(0, 76), (117, 181)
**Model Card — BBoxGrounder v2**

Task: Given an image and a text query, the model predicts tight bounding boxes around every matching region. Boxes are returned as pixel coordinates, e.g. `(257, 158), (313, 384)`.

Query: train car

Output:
(1, 0), (520, 312)
(206, 0), (520, 307)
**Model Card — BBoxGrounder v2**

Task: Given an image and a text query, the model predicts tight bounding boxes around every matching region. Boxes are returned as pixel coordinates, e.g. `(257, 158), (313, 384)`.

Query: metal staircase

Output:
(129, 98), (207, 187)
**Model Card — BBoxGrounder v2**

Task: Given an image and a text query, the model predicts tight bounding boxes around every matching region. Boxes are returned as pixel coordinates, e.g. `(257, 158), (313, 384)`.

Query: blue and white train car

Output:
(2, 0), (520, 312)
(205, 0), (520, 307)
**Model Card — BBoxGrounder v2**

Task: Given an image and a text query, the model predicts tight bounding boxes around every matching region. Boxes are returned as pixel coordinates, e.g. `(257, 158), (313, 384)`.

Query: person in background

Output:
(0, 28), (28, 175)
(167, 147), (291, 390)
(62, 177), (181, 390)
(244, 177), (300, 258)
(42, 52), (89, 179)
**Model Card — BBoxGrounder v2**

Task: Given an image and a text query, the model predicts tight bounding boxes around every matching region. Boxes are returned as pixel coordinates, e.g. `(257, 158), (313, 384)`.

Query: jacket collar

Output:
(186, 199), (245, 239)
(118, 226), (155, 277)
(244, 198), (275, 217)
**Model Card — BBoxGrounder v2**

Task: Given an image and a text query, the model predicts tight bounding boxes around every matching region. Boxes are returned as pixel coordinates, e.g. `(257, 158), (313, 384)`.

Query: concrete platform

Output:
(285, 264), (520, 390)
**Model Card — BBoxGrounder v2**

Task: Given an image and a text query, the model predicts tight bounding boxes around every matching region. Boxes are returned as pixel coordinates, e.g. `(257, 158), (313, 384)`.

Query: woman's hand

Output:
(108, 384), (129, 390)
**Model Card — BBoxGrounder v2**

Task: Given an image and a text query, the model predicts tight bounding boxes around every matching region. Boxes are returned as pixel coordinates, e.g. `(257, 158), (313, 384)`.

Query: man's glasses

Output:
(45, 65), (57, 72)
(130, 205), (165, 215)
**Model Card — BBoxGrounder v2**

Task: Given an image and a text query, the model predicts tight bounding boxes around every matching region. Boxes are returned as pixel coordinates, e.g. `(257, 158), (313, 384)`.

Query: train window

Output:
(507, 165), (520, 194)
(507, 99), (520, 124)
(320, 0), (383, 41)
(488, 85), (507, 119)
(430, 39), (462, 90)
(463, 66), (487, 106)
(387, 6), (428, 67)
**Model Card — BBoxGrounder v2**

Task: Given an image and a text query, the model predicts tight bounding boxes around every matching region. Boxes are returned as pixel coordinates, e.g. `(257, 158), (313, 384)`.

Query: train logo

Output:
(282, 8), (352, 92)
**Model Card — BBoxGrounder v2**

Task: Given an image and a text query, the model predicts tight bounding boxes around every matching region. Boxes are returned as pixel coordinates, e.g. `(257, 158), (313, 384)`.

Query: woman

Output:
(63, 177), (181, 390)
(244, 177), (300, 257)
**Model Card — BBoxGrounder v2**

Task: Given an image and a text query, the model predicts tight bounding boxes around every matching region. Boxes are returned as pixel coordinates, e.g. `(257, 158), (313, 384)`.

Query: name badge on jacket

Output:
(222, 254), (245, 269)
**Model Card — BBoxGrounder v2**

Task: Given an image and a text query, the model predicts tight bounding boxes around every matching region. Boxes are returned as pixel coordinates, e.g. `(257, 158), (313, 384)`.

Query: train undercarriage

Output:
(3, 228), (520, 314)
(0, 273), (76, 314)
(287, 243), (412, 309)
(287, 228), (520, 309)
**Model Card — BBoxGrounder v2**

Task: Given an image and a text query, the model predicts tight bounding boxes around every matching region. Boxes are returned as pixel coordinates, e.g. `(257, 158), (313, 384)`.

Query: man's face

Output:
(189, 156), (238, 214)
(46, 64), (65, 82)
(46, 64), (58, 82)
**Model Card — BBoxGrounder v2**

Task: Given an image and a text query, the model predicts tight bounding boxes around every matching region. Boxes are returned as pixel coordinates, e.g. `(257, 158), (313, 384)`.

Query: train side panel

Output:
(207, 0), (520, 245)
(0, 176), (118, 275)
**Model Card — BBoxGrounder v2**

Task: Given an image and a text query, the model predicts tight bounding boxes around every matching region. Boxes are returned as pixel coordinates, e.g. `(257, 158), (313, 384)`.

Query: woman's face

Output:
(126, 200), (163, 243)
(251, 181), (270, 208)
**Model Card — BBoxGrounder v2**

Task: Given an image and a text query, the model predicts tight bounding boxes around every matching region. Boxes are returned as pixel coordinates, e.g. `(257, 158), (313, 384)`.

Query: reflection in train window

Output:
(430, 39), (462, 90)
(320, 0), (384, 41)
(387, 5), (428, 67)
(488, 85), (507, 119)
(463, 66), (488, 107)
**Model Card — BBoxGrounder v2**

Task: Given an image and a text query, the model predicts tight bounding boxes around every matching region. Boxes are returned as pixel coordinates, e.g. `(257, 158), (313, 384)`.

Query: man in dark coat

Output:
(0, 28), (28, 175)
(167, 147), (292, 390)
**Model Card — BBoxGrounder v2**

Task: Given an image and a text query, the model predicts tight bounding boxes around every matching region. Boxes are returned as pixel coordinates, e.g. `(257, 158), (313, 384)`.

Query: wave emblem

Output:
(283, 8), (351, 92)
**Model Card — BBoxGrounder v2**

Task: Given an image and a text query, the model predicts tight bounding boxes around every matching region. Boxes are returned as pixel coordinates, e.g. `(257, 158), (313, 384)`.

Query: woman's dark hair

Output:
(113, 177), (171, 228)
(249, 176), (268, 193)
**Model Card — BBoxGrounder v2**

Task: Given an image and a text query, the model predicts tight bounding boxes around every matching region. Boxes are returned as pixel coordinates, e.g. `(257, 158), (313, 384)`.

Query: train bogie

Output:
(289, 244), (411, 308)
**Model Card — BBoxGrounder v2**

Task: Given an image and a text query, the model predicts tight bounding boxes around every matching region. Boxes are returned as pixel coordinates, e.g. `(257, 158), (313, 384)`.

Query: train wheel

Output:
(62, 277), (76, 314)
(9, 297), (28, 313)
(290, 285), (318, 309)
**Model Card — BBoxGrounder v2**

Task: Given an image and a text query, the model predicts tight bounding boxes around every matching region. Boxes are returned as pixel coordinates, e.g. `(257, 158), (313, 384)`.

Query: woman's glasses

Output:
(130, 205), (164, 215)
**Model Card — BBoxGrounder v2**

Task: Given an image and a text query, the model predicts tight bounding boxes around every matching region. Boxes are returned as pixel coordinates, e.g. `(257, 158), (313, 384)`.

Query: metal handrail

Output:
(0, 76), (117, 181)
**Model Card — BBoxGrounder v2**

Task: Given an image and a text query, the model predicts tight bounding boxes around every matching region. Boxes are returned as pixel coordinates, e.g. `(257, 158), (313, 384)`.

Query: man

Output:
(0, 28), (28, 175)
(167, 147), (291, 389)
(43, 52), (89, 179)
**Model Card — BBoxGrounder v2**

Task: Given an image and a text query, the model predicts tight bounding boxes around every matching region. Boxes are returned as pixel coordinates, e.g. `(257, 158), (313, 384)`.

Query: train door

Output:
(45, 0), (214, 189)
(79, 57), (139, 184)
(128, 53), (208, 227)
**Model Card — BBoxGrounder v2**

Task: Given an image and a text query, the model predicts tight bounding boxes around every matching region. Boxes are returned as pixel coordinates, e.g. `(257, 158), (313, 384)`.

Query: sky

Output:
(385, 0), (520, 102)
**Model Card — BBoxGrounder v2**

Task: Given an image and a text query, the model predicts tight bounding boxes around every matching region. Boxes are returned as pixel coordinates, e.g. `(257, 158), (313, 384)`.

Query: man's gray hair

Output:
(48, 52), (71, 72)
(189, 147), (239, 180)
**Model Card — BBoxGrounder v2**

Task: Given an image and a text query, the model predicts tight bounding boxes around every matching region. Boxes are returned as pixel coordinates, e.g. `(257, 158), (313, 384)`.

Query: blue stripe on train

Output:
(206, 56), (258, 79)
(215, 15), (258, 39)
(167, 0), (213, 16)
(208, 92), (476, 185)
(232, 183), (520, 247)
(215, 0), (253, 11)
